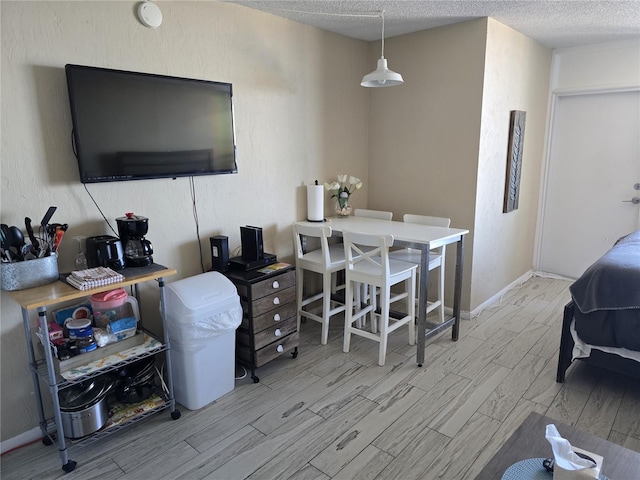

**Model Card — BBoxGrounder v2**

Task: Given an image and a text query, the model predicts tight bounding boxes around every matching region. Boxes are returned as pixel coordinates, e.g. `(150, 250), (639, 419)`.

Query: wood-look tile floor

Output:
(2, 276), (639, 479)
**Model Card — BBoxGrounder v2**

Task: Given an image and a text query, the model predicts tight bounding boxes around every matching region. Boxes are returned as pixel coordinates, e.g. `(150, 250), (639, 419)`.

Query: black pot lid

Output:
(59, 375), (114, 410)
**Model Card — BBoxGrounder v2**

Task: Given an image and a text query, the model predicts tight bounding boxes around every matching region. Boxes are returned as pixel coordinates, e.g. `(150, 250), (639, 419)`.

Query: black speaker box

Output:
(210, 235), (229, 272)
(240, 226), (264, 261)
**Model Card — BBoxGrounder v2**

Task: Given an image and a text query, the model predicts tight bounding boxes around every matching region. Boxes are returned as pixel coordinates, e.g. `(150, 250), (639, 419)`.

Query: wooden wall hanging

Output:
(503, 110), (526, 213)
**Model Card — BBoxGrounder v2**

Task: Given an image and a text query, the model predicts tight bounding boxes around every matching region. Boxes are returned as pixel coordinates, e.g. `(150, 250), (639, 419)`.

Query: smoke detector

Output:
(137, 1), (162, 29)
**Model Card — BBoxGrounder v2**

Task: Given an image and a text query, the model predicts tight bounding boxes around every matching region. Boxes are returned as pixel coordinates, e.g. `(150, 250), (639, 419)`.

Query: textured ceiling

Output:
(227, 0), (640, 48)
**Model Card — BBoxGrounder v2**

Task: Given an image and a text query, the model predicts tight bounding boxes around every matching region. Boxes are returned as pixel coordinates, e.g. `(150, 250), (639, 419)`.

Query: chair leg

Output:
(343, 280), (353, 354)
(296, 267), (304, 333)
(438, 264), (445, 323)
(370, 285), (378, 334)
(378, 286), (389, 366)
(408, 275), (416, 345)
(321, 270), (332, 345)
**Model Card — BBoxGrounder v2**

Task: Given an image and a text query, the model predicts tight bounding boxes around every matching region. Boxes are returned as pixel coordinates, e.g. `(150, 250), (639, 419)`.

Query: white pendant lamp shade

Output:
(361, 57), (404, 87)
(361, 11), (404, 88)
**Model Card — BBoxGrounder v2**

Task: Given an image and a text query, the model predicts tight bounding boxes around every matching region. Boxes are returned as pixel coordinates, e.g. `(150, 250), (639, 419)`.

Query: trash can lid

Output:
(166, 271), (238, 313)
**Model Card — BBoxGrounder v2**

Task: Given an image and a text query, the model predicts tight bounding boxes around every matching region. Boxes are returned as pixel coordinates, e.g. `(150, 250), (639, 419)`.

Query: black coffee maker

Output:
(116, 213), (153, 267)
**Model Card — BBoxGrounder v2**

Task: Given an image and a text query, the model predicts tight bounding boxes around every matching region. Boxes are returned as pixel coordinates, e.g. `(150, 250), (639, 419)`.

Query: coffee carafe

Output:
(116, 213), (153, 268)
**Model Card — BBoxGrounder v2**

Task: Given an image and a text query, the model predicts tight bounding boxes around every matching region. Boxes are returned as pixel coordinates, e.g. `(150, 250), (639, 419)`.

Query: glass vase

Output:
(335, 199), (352, 217)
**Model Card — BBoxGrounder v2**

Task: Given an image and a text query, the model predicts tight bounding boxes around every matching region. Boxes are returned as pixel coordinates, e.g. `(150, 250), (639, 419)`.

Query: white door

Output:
(538, 90), (640, 278)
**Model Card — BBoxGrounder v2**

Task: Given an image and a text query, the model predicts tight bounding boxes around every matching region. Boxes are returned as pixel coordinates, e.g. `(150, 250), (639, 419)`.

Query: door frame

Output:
(533, 84), (640, 275)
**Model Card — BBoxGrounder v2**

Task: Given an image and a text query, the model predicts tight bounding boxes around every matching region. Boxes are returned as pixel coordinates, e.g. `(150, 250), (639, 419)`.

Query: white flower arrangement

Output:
(325, 174), (363, 214)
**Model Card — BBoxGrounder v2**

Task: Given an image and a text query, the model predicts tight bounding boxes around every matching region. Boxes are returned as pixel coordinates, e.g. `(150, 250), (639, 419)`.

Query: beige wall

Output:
(0, 1), (369, 442)
(367, 19), (487, 312)
(472, 19), (552, 307)
(369, 18), (552, 311)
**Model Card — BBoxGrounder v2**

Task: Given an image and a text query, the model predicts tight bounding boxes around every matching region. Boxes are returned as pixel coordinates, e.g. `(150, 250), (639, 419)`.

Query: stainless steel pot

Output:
(59, 376), (114, 439)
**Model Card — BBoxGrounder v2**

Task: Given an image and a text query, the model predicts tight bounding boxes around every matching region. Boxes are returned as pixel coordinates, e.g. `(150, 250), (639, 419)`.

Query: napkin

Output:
(545, 424), (603, 479)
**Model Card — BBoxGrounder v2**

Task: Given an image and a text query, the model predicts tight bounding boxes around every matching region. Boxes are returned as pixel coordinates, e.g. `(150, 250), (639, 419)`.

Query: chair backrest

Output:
(403, 214), (451, 228)
(403, 214), (451, 256)
(343, 230), (394, 283)
(354, 209), (393, 220)
(293, 223), (332, 267)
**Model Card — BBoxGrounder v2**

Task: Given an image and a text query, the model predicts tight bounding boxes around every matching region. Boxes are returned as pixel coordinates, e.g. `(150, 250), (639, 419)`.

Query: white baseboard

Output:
(1, 426), (42, 455)
(468, 270), (534, 318)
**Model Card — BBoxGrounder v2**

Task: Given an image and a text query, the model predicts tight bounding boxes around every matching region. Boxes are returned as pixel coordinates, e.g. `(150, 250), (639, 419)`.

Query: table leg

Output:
(416, 247), (430, 366)
(452, 236), (465, 340)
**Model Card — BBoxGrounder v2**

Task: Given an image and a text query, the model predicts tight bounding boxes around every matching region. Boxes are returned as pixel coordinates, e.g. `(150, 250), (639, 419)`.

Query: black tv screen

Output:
(65, 64), (237, 183)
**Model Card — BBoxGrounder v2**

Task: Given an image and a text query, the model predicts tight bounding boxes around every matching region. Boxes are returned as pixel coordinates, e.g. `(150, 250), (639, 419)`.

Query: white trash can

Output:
(165, 271), (242, 410)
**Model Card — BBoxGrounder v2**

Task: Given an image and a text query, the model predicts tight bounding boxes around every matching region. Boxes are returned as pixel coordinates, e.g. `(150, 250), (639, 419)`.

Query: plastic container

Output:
(165, 271), (242, 410)
(90, 288), (139, 329)
(65, 318), (93, 339)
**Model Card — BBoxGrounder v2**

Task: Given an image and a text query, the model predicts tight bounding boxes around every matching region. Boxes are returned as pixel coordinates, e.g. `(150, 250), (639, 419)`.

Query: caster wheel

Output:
(62, 460), (77, 473)
(252, 375), (260, 383)
(291, 351), (298, 359)
(171, 409), (181, 420)
(418, 363), (423, 368)
(42, 436), (53, 446)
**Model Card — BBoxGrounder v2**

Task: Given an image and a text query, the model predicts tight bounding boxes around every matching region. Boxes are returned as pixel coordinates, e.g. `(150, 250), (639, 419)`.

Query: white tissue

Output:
(545, 424), (594, 470)
(545, 424), (602, 479)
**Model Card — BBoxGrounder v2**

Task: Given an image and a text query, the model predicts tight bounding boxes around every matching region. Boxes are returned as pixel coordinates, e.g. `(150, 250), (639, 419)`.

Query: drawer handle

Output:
(272, 280), (280, 289)
(276, 345), (284, 353)
(274, 329), (282, 337)
(273, 297), (280, 305)
(273, 313), (281, 322)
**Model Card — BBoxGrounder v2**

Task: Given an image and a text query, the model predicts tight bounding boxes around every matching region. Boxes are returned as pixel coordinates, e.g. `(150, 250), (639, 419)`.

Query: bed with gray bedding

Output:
(556, 230), (640, 382)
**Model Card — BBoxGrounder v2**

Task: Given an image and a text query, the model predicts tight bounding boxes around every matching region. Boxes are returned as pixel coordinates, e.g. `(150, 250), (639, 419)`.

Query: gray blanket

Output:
(569, 230), (640, 313)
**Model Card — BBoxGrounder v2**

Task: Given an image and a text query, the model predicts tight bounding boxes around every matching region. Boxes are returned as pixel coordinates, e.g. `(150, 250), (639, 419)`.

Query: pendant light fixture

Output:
(361, 11), (404, 87)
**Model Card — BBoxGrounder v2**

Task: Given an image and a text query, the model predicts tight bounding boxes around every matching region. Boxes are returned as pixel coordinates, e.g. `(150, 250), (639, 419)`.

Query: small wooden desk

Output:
(295, 216), (469, 365)
(474, 412), (640, 480)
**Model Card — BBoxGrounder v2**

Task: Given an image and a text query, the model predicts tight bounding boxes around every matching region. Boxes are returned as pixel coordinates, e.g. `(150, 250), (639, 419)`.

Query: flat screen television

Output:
(65, 64), (237, 183)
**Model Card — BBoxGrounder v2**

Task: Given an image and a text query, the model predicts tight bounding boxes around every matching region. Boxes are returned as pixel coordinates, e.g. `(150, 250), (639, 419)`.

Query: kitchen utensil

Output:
(25, 217), (40, 251)
(40, 206), (57, 228)
(0, 224), (10, 249)
(9, 226), (24, 248)
(52, 225), (67, 252)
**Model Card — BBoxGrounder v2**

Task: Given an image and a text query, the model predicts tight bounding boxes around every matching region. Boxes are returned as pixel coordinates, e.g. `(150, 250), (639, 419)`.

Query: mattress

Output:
(573, 308), (640, 350)
(571, 319), (640, 363)
(568, 230), (640, 357)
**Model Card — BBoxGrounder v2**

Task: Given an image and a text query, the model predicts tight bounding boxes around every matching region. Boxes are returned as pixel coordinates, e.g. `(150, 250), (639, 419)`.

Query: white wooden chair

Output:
(352, 208), (393, 312)
(389, 214), (451, 323)
(293, 223), (347, 345)
(354, 209), (393, 220)
(343, 230), (417, 366)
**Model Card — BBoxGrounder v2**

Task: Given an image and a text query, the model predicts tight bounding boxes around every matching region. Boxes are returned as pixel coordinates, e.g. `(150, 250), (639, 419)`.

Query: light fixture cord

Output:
(381, 10), (385, 58)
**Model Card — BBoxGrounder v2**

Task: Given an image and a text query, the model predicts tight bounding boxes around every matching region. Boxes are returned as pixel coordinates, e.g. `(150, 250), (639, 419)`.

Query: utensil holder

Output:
(1, 254), (59, 291)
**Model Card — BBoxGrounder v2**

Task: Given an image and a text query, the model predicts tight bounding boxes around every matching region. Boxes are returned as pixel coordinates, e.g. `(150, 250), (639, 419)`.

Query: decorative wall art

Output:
(503, 110), (526, 213)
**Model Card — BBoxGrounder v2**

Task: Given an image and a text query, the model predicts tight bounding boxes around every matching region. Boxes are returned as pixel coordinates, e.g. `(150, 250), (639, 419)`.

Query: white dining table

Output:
(295, 216), (470, 366)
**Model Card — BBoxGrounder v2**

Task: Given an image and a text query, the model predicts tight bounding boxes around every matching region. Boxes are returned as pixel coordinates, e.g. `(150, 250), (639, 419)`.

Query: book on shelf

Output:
(66, 267), (125, 291)
(257, 262), (291, 274)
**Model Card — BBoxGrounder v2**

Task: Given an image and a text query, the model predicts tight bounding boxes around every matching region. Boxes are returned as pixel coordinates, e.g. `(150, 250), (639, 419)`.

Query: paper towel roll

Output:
(307, 184), (324, 222)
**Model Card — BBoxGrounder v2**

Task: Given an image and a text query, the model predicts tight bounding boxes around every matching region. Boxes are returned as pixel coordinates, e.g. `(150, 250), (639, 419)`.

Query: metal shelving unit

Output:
(7, 264), (180, 473)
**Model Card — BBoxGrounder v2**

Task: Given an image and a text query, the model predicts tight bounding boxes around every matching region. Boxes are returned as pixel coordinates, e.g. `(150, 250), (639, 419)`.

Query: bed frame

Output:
(556, 300), (640, 382)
